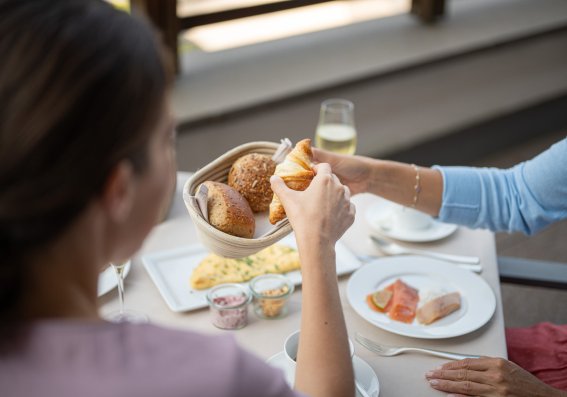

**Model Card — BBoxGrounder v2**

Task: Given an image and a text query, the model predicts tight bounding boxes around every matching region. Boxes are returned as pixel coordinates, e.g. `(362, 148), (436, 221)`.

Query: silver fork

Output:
(355, 333), (480, 361)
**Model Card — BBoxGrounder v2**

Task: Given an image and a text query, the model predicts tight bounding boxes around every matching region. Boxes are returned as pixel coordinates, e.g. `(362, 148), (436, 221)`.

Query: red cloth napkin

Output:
(506, 322), (567, 390)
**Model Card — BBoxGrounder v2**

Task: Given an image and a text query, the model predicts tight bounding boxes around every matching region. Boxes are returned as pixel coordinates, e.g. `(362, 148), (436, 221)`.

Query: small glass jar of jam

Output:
(206, 283), (251, 330)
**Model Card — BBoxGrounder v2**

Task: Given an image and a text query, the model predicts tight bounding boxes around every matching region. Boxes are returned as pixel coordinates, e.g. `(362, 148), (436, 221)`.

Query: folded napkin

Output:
(506, 322), (567, 390)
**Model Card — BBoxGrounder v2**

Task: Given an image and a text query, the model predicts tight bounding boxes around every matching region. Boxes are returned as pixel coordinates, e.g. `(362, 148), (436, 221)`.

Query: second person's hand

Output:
(425, 357), (567, 397)
(312, 147), (373, 195)
(312, 147), (444, 216)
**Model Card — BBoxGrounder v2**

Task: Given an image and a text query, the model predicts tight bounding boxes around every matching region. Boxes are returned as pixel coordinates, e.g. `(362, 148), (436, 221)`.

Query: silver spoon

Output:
(371, 236), (482, 268)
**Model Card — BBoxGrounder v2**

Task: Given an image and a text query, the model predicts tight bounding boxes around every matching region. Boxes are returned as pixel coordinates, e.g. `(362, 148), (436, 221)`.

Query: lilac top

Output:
(0, 321), (305, 397)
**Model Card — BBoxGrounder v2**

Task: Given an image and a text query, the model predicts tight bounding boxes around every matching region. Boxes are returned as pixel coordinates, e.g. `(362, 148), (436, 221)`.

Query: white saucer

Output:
(365, 201), (457, 243)
(97, 261), (132, 297)
(267, 351), (380, 397)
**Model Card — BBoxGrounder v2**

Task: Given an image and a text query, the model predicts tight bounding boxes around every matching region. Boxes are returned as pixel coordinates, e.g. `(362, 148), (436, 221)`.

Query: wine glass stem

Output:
(113, 266), (125, 316)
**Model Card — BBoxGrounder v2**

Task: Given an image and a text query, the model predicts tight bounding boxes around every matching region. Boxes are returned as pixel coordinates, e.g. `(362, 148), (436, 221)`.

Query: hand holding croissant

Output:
(269, 139), (316, 224)
(270, 162), (355, 247)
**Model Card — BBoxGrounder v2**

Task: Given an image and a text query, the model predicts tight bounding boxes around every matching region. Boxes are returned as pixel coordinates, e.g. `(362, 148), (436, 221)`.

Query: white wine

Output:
(315, 124), (357, 155)
(111, 261), (128, 276)
(105, 0), (130, 12)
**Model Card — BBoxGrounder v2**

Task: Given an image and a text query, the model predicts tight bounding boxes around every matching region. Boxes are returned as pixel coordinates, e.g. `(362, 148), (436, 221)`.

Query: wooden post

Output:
(133, 0), (179, 72)
(411, 0), (446, 23)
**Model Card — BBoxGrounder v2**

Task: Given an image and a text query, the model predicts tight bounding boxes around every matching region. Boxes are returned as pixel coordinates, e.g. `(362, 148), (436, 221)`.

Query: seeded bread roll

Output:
(228, 153), (276, 212)
(203, 181), (255, 238)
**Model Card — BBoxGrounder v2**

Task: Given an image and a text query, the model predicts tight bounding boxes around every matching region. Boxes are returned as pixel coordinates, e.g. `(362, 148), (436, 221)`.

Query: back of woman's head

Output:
(0, 0), (171, 318)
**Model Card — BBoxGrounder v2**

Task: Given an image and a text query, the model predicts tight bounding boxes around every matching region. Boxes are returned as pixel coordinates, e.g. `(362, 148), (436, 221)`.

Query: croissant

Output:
(269, 139), (315, 224)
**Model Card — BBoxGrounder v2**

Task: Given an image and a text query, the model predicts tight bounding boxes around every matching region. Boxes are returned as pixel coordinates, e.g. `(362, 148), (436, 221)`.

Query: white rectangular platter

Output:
(142, 234), (362, 312)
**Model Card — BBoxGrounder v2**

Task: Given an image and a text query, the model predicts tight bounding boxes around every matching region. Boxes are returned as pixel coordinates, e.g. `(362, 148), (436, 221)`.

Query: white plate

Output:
(97, 261), (131, 297)
(365, 201), (457, 242)
(347, 256), (496, 339)
(142, 234), (362, 312)
(267, 351), (380, 397)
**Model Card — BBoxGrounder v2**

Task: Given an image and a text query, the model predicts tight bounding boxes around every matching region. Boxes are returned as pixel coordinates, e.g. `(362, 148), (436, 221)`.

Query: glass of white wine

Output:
(106, 260), (148, 323)
(315, 99), (357, 155)
(105, 0), (130, 12)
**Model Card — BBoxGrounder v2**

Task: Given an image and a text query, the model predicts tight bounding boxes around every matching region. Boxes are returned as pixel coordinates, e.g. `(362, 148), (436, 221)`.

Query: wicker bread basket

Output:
(183, 141), (293, 258)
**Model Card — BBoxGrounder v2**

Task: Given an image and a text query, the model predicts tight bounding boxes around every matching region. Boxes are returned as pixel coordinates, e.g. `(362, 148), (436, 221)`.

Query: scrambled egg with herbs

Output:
(190, 244), (300, 290)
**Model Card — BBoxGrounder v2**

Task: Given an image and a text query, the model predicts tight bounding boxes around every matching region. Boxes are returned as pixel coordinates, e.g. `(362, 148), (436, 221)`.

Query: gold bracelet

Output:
(411, 164), (421, 208)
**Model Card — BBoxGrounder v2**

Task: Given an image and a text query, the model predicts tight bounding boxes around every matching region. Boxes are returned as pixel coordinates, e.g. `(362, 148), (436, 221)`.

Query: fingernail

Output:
(424, 371), (434, 378)
(435, 365), (443, 370)
(447, 394), (457, 397)
(429, 379), (439, 386)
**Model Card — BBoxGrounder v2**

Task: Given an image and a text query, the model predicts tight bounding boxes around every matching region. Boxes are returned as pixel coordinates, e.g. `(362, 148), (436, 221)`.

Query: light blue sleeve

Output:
(433, 137), (567, 235)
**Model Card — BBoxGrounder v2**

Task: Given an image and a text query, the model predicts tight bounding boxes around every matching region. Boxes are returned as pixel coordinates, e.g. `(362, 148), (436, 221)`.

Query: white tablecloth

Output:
(99, 172), (506, 397)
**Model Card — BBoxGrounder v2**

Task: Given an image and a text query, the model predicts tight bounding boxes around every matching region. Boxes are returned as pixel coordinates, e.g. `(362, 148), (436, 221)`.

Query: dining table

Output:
(99, 172), (507, 397)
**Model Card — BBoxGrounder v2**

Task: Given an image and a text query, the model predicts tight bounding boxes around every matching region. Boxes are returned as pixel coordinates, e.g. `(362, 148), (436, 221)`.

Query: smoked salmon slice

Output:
(387, 279), (419, 323)
(366, 279), (418, 323)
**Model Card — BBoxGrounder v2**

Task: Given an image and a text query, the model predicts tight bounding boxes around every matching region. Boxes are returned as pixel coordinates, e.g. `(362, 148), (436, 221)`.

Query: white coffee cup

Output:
(283, 330), (355, 371)
(392, 204), (432, 231)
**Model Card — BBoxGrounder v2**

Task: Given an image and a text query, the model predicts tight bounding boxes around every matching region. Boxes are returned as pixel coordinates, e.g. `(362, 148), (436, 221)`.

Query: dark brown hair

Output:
(0, 0), (171, 318)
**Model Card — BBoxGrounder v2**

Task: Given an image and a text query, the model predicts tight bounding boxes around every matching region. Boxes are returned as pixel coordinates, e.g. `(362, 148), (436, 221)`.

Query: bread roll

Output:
(228, 153), (276, 212)
(269, 139), (315, 224)
(202, 181), (255, 238)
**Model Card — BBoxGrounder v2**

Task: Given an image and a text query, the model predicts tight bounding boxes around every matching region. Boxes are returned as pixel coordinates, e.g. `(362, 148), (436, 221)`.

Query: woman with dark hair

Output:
(0, 1), (355, 396)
